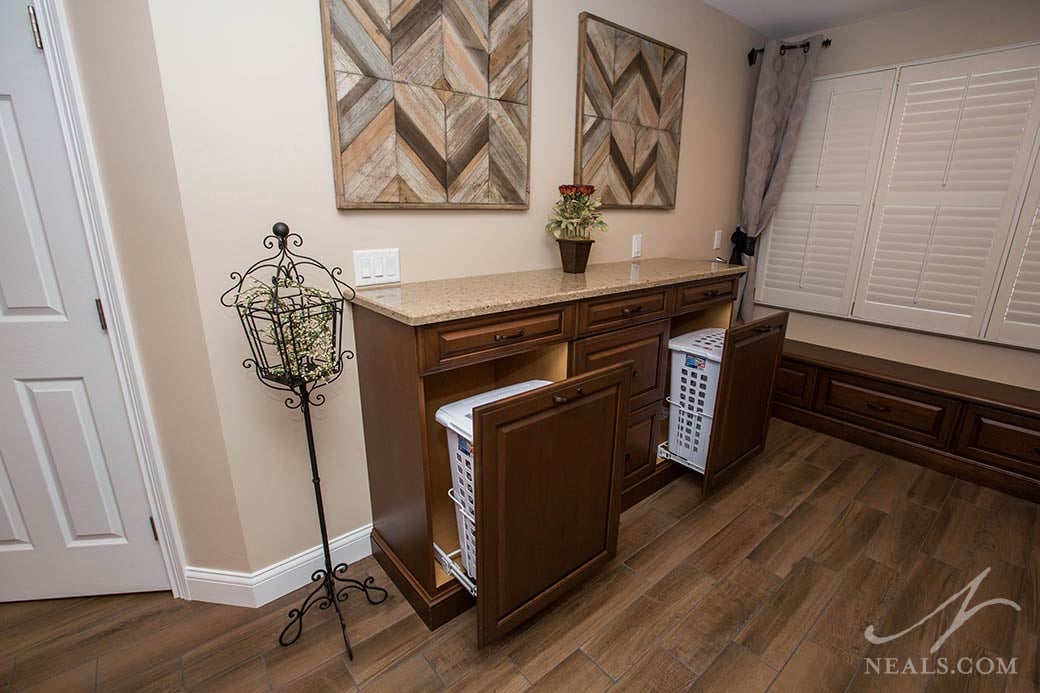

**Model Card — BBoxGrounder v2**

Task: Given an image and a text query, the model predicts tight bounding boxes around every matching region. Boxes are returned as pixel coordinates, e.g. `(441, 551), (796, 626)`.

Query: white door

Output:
(0, 1), (168, 600)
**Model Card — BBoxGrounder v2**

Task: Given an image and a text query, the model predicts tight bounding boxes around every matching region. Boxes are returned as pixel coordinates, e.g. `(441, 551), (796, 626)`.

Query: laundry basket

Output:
(665, 328), (725, 472)
(435, 380), (551, 578)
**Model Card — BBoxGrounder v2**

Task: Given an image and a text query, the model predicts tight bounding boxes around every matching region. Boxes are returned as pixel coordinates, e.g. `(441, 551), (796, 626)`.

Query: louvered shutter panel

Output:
(757, 70), (895, 315)
(853, 45), (1040, 337)
(987, 155), (1040, 347)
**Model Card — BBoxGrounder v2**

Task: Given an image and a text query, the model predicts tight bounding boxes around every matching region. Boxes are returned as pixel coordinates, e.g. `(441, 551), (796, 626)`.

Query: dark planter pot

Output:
(557, 238), (595, 273)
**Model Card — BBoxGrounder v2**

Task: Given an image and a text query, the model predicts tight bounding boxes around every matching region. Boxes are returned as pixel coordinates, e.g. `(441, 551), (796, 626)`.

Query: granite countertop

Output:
(350, 257), (745, 326)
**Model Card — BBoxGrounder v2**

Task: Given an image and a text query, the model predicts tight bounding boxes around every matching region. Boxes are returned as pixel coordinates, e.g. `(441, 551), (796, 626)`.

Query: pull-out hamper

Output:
(665, 328), (725, 472)
(435, 380), (552, 578)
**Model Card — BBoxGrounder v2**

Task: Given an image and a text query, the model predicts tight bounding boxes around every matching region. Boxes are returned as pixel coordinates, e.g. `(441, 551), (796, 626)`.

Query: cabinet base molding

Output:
(371, 529), (472, 630)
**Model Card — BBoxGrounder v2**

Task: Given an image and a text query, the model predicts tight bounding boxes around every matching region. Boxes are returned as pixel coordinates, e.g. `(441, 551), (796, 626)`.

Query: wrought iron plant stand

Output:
(221, 222), (387, 659)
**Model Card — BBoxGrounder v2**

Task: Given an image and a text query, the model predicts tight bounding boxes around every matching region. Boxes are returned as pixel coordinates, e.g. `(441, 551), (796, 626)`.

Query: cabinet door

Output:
(472, 364), (631, 647)
(570, 320), (670, 410)
(703, 312), (788, 492)
(622, 404), (658, 488)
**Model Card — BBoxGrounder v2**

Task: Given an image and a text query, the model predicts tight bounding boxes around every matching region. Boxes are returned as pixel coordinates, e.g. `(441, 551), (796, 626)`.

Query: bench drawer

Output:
(955, 405), (1040, 479)
(576, 288), (671, 336)
(420, 305), (575, 373)
(813, 370), (959, 447)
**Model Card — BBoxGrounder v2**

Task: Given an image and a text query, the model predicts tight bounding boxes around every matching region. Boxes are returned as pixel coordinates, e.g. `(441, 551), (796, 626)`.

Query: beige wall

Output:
(777, 0), (1040, 391)
(122, 0), (763, 572)
(65, 1), (249, 570)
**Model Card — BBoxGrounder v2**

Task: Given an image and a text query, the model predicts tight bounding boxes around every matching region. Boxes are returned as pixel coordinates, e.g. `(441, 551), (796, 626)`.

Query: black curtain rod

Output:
(747, 38), (831, 66)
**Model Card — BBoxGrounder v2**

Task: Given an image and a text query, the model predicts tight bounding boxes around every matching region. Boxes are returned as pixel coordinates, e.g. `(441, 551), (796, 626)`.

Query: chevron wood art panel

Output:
(574, 13), (686, 209)
(320, 0), (531, 209)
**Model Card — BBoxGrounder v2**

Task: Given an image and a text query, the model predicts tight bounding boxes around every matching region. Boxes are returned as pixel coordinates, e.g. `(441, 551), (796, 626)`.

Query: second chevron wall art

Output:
(574, 13), (686, 209)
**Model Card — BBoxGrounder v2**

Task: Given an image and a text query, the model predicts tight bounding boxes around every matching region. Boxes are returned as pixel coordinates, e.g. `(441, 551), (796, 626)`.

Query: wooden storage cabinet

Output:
(955, 406), (1040, 479)
(775, 341), (1040, 502)
(354, 270), (793, 644)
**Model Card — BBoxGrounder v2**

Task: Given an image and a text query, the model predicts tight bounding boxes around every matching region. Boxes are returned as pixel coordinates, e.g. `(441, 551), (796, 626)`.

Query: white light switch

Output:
(631, 234), (642, 259)
(713, 229), (723, 250)
(354, 249), (400, 286)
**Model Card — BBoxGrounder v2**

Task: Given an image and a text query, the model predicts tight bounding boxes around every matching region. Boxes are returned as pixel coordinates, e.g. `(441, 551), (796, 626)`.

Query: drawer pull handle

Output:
(552, 387), (584, 405)
(866, 402), (891, 413)
(756, 325), (773, 333)
(624, 452), (632, 462)
(631, 369), (639, 378)
(703, 290), (721, 297)
(621, 305), (644, 315)
(493, 328), (525, 342)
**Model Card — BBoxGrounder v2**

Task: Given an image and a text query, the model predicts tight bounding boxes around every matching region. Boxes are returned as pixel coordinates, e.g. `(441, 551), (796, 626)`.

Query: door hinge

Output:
(27, 6), (43, 50)
(149, 516), (159, 542)
(95, 298), (108, 331)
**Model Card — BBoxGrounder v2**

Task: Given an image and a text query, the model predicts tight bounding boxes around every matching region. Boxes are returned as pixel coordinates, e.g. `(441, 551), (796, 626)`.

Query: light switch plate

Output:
(713, 229), (723, 250)
(631, 234), (642, 259)
(353, 248), (400, 286)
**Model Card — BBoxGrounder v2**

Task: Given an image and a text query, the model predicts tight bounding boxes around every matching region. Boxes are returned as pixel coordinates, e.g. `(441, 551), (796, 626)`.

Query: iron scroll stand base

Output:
(276, 383), (388, 660)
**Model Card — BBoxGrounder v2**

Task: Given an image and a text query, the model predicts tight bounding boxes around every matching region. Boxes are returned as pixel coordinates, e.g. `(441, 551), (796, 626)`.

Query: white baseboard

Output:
(184, 523), (373, 608)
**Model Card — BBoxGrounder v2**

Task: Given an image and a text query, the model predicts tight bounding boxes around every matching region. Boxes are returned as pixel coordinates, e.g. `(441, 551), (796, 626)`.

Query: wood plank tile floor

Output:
(3, 419), (1038, 692)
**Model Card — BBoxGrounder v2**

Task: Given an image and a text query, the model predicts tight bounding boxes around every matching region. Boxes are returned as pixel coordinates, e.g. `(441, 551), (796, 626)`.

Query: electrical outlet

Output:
(631, 234), (642, 259)
(353, 248), (400, 286)
(713, 229), (723, 250)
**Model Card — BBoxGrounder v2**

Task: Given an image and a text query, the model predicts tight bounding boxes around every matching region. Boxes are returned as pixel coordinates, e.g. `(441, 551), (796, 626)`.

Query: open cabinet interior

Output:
(424, 343), (571, 588)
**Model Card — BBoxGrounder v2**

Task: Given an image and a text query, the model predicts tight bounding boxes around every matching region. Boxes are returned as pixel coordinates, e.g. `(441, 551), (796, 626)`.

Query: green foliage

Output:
(234, 278), (339, 383)
(545, 189), (608, 240)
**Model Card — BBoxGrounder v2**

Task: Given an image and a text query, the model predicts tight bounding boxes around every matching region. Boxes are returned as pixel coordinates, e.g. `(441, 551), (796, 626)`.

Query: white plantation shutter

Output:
(757, 70), (895, 314)
(987, 155), (1040, 347)
(854, 45), (1040, 337)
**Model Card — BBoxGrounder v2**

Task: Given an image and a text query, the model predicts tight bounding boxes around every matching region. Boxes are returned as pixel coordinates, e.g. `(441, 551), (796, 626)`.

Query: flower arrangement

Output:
(234, 277), (340, 383)
(545, 184), (608, 240)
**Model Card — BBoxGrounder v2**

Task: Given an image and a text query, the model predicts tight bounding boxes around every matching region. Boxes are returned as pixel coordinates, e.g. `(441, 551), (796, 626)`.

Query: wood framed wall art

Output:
(574, 13), (686, 209)
(319, 0), (532, 209)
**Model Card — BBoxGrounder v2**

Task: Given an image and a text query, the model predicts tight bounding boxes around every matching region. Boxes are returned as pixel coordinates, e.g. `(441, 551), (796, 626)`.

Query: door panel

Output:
(703, 312), (788, 492)
(473, 365), (630, 646)
(622, 404), (657, 487)
(570, 320), (669, 411)
(0, 97), (64, 319)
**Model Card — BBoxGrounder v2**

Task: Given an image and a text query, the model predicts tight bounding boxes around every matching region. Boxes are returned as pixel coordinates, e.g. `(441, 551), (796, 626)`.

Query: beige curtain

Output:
(735, 36), (825, 321)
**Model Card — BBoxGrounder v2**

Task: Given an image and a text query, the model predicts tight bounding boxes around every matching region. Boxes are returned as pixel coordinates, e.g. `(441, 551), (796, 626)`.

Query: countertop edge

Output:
(350, 265), (746, 327)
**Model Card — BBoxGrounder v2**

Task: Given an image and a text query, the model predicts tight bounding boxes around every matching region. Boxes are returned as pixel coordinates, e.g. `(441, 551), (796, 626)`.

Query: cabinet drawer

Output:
(622, 404), (657, 487)
(420, 305), (575, 373)
(955, 405), (1040, 479)
(570, 320), (670, 411)
(577, 288), (671, 336)
(673, 278), (736, 315)
(774, 359), (816, 409)
(813, 371), (959, 447)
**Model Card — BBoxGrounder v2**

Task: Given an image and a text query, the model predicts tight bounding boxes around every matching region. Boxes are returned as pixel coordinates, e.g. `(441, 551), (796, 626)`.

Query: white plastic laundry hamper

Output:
(435, 380), (551, 578)
(664, 328), (725, 472)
